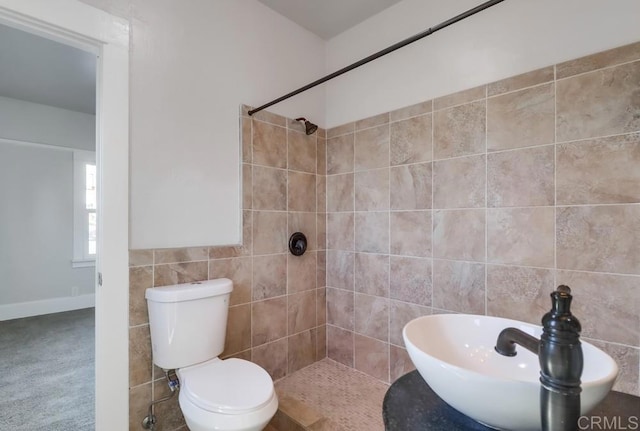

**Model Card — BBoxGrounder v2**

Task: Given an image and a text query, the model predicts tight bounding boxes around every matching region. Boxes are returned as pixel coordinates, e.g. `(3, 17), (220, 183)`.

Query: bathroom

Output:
(1, 0), (639, 430)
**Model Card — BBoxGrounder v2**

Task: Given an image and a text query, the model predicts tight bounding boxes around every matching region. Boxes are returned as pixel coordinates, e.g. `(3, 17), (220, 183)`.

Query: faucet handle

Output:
(543, 285), (581, 334)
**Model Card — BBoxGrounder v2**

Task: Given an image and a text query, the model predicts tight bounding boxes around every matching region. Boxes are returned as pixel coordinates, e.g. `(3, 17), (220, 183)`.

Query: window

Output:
(73, 150), (96, 267)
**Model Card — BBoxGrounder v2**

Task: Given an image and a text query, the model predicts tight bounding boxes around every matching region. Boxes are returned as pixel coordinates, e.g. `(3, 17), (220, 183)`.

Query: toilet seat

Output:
(179, 358), (274, 415)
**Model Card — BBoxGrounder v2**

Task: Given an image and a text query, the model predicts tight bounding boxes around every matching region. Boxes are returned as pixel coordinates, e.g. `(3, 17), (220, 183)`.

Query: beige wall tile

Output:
(389, 100), (432, 122)
(317, 287), (327, 326)
(252, 338), (288, 380)
(288, 130), (317, 174)
(290, 212), (317, 251)
(327, 325), (354, 367)
(209, 257), (251, 306)
(355, 169), (390, 211)
(288, 251), (317, 293)
(389, 300), (431, 346)
(315, 325), (327, 360)
(557, 271), (639, 346)
(317, 138), (327, 175)
(354, 125), (390, 171)
(433, 209), (485, 262)
(557, 61), (640, 142)
(557, 205), (640, 274)
(153, 377), (186, 430)
(288, 171), (316, 212)
(588, 340), (639, 395)
(129, 266), (152, 326)
(488, 66), (554, 96)
(434, 85), (485, 110)
(317, 214), (327, 252)
(129, 383), (151, 430)
(223, 304), (251, 356)
(327, 287), (354, 330)
(327, 213), (354, 250)
(486, 265), (554, 325)
(487, 83), (555, 151)
(389, 163), (432, 210)
(557, 133), (640, 204)
(129, 325), (152, 387)
(487, 207), (554, 267)
(556, 41), (640, 79)
(251, 110), (287, 127)
(253, 211), (287, 255)
(316, 175), (326, 214)
(129, 249), (153, 267)
(242, 116), (252, 163)
(390, 211), (431, 257)
(153, 261), (208, 287)
(327, 122), (355, 139)
(389, 256), (432, 306)
(317, 250), (327, 289)
(432, 259), (485, 314)
(390, 345), (416, 382)
(253, 254), (286, 300)
(356, 112), (389, 130)
(288, 330), (317, 374)
(326, 173), (354, 212)
(154, 247), (208, 264)
(355, 294), (389, 341)
(252, 297), (287, 346)
(289, 290), (316, 334)
(434, 100), (486, 159)
(390, 114), (433, 166)
(355, 253), (389, 297)
(354, 334), (389, 382)
(253, 120), (287, 168)
(355, 212), (389, 254)
(488, 145), (555, 207)
(243, 163), (252, 210)
(433, 154), (486, 209)
(327, 133), (354, 174)
(253, 166), (287, 211)
(326, 250), (354, 291)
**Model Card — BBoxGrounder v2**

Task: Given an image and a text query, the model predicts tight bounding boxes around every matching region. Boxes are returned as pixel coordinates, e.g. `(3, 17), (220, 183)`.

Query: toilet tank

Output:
(145, 278), (233, 370)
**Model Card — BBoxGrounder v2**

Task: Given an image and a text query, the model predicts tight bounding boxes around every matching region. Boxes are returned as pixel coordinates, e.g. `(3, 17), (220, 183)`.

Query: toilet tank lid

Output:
(145, 278), (233, 303)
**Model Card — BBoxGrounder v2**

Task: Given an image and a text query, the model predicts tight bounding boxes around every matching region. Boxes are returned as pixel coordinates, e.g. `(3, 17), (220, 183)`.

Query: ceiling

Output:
(0, 23), (96, 115)
(257, 0), (403, 40)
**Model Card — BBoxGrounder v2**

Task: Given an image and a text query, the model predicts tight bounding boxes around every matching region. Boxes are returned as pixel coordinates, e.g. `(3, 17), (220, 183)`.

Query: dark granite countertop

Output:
(383, 371), (640, 430)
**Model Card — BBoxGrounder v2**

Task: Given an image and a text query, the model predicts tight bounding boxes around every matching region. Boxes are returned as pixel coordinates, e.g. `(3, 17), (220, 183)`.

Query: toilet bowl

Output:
(177, 358), (278, 431)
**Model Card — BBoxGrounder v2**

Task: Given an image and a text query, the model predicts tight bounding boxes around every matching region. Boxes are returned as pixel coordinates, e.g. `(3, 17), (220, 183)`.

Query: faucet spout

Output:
(495, 327), (540, 357)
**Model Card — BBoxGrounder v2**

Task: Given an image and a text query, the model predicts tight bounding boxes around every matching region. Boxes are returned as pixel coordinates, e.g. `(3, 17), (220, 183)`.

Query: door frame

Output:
(0, 1), (130, 429)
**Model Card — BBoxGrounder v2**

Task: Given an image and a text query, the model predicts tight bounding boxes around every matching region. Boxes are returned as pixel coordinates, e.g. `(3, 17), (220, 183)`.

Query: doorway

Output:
(0, 2), (130, 430)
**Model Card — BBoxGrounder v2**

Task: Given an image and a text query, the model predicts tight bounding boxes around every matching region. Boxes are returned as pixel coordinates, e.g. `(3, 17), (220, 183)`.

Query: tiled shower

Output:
(128, 40), (640, 430)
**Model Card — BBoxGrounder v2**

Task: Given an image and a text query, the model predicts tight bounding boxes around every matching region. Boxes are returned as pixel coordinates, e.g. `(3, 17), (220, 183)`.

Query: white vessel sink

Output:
(403, 314), (618, 431)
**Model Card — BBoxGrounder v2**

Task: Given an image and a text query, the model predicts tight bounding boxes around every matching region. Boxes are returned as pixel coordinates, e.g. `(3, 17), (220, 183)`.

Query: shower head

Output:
(295, 117), (318, 135)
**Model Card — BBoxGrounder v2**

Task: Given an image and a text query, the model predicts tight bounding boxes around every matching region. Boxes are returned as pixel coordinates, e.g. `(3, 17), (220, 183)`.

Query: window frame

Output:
(72, 149), (97, 268)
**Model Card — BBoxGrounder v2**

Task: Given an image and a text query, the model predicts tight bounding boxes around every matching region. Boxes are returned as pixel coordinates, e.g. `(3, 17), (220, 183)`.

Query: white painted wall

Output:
(0, 97), (96, 319)
(325, 0), (640, 127)
(81, 0), (327, 249)
(0, 96), (95, 150)
(0, 142), (95, 313)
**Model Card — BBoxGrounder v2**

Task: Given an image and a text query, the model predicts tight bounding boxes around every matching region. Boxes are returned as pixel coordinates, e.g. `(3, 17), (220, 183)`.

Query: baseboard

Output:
(0, 294), (95, 321)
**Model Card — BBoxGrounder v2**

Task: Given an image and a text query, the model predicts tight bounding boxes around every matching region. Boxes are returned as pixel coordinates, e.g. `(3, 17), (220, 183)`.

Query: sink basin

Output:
(403, 314), (618, 431)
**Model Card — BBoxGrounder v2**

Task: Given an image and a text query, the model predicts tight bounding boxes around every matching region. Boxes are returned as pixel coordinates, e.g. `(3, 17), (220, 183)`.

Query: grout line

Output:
(484, 86), (489, 316)
(430, 103), (435, 311)
(555, 57), (640, 82)
(554, 64), (558, 290)
(487, 78), (554, 99)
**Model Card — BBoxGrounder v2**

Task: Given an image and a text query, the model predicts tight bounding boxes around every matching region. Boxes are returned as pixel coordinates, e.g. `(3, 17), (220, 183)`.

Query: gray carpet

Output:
(0, 308), (95, 430)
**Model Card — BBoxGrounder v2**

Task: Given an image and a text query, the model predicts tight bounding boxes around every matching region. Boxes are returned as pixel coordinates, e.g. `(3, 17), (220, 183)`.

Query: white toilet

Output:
(145, 278), (278, 431)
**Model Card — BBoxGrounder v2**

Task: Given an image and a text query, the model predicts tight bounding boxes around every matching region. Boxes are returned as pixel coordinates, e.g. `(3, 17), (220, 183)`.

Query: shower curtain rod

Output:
(248, 0), (505, 116)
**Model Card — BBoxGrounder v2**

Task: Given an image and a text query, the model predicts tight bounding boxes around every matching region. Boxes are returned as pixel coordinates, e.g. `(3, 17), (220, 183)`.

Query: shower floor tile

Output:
(272, 358), (389, 431)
